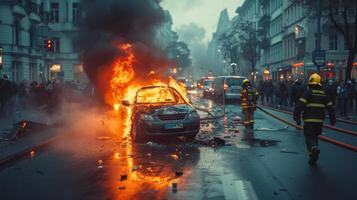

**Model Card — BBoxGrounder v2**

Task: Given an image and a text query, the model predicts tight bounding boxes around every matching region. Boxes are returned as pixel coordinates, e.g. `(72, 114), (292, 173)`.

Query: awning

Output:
(12, 5), (26, 18)
(29, 13), (41, 24)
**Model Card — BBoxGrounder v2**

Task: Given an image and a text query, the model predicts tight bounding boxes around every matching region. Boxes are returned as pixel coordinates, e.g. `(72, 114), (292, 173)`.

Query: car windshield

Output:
(136, 87), (184, 104)
(226, 78), (244, 86)
(204, 80), (214, 86)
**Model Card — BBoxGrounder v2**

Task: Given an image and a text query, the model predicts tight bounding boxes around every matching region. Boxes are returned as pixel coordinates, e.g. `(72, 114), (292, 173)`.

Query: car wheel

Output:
(131, 119), (147, 143)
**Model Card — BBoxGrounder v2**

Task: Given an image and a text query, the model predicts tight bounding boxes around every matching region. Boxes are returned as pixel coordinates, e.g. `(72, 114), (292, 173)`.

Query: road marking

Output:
(221, 175), (259, 200)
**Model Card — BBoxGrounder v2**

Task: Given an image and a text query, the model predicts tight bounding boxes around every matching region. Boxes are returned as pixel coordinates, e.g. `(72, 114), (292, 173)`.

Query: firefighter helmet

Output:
(308, 73), (321, 85)
(243, 79), (250, 84)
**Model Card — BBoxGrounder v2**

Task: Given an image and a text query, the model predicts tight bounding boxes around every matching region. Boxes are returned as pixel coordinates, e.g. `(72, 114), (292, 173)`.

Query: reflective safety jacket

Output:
(241, 86), (259, 109)
(294, 85), (335, 123)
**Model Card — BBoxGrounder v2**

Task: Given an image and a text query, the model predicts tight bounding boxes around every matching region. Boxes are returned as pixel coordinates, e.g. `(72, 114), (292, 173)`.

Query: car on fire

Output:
(122, 86), (200, 142)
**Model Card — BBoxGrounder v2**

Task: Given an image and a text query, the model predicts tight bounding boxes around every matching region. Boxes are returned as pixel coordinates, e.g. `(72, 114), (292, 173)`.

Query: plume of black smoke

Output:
(78, 0), (170, 99)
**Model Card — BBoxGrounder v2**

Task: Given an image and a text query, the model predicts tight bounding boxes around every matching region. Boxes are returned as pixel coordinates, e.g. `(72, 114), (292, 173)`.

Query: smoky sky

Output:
(79, 0), (171, 99)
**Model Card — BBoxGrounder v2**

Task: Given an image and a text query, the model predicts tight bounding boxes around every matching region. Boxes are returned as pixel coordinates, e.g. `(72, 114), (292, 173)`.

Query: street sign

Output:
(312, 50), (325, 67)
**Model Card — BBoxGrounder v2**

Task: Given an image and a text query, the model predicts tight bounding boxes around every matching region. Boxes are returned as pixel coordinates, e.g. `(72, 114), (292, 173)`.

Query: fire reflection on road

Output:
(107, 127), (200, 199)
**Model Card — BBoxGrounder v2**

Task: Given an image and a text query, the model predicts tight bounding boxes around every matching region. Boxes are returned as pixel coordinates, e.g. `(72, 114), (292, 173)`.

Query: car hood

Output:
(137, 104), (193, 115)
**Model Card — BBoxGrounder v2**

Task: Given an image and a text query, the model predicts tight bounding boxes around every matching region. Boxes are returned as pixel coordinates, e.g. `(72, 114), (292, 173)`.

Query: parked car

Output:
(122, 86), (200, 142)
(212, 76), (247, 102)
(202, 78), (215, 98)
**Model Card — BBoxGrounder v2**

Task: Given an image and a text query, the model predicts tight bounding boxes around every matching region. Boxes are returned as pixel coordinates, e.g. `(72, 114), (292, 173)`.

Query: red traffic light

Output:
(44, 39), (53, 51)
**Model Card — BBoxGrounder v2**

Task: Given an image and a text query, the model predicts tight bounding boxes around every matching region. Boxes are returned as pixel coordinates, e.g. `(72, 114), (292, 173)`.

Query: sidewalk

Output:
(0, 127), (58, 165)
(0, 110), (59, 165)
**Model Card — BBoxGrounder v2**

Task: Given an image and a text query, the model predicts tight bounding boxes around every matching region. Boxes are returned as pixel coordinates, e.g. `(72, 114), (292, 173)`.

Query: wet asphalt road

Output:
(0, 93), (357, 200)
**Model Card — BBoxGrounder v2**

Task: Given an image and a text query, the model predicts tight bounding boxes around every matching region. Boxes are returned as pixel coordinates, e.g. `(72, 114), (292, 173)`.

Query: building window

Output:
(50, 3), (59, 23)
(329, 34), (338, 50)
(72, 3), (81, 24)
(53, 38), (60, 53)
(13, 20), (21, 45)
(29, 25), (36, 48)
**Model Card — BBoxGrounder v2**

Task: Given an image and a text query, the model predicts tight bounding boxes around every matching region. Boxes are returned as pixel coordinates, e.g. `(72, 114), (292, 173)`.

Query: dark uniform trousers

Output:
(303, 122), (322, 151)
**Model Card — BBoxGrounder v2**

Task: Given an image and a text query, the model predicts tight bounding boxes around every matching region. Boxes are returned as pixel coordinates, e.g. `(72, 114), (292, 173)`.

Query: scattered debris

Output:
(120, 175), (128, 181)
(170, 154), (179, 160)
(255, 126), (289, 131)
(132, 166), (138, 172)
(280, 188), (287, 192)
(280, 150), (299, 154)
(30, 150), (36, 158)
(36, 169), (44, 175)
(172, 183), (178, 193)
(97, 160), (104, 169)
(96, 136), (112, 140)
(118, 186), (126, 190)
(175, 171), (183, 177)
(213, 137), (226, 146)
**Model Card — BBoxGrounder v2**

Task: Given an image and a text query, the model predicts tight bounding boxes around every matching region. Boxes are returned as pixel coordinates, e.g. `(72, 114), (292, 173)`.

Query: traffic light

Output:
(44, 39), (53, 51)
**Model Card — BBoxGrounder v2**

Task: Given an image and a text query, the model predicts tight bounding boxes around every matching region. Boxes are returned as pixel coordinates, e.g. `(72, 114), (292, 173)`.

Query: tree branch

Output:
(328, 1), (348, 44)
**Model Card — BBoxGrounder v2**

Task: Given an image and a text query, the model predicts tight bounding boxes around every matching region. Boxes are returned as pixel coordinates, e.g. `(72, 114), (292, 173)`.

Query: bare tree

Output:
(306, 0), (357, 79)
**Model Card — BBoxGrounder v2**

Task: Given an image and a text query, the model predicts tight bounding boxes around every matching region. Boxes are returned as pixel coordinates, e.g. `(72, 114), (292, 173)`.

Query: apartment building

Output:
(0, 0), (84, 83)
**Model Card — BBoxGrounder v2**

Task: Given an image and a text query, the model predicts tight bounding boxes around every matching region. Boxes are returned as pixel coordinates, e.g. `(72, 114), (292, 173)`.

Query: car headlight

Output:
(188, 111), (199, 119)
(140, 114), (155, 121)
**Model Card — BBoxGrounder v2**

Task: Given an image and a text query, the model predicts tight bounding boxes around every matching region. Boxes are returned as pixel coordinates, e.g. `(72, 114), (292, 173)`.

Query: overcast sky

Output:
(161, 0), (243, 42)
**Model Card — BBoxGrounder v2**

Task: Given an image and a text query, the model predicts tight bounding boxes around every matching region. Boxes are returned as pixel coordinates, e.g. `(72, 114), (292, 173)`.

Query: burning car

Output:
(122, 86), (200, 142)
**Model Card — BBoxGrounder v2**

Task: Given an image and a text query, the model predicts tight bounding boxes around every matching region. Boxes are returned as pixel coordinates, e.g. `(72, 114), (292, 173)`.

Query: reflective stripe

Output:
(312, 94), (325, 97)
(304, 119), (323, 123)
(312, 90), (325, 94)
(326, 101), (333, 106)
(299, 98), (307, 103)
(306, 103), (325, 108)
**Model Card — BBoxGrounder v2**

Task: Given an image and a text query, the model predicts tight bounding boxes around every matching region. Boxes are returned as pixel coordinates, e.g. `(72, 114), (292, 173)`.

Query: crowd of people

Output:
(0, 75), (92, 119)
(257, 78), (357, 118)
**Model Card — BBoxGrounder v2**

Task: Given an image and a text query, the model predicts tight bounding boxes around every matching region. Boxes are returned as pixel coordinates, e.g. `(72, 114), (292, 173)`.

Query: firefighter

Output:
(241, 79), (259, 129)
(294, 73), (336, 166)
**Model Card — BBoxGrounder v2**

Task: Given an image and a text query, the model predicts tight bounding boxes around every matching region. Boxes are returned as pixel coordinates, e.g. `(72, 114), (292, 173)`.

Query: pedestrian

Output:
(353, 79), (357, 115)
(240, 79), (259, 129)
(279, 81), (288, 107)
(291, 79), (305, 112)
(258, 80), (265, 105)
(324, 79), (337, 106)
(294, 73), (335, 166)
(336, 81), (348, 117)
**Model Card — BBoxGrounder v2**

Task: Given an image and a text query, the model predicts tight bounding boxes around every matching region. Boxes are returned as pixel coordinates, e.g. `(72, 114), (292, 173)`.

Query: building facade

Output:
(0, 0), (84, 83)
(207, 9), (232, 76)
(232, 0), (357, 81)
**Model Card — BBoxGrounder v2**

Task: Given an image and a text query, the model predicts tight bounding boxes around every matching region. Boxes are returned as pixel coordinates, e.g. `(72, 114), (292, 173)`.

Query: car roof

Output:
(215, 76), (247, 79)
(139, 85), (170, 90)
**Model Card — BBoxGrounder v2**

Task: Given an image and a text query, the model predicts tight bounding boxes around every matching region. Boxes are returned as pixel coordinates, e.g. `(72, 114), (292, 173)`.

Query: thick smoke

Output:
(176, 23), (209, 78)
(78, 0), (171, 101)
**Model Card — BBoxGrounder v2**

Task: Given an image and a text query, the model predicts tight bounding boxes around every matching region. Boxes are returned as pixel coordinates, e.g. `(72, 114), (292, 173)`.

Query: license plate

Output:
(164, 123), (184, 129)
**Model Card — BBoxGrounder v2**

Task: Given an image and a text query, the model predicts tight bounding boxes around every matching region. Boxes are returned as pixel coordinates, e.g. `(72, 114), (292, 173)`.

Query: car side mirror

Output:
(122, 100), (131, 107)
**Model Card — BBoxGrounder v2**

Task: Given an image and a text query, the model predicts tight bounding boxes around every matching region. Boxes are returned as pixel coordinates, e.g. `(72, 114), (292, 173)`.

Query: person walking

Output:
(337, 81), (348, 117)
(294, 73), (336, 166)
(241, 79), (259, 129)
(325, 79), (337, 106)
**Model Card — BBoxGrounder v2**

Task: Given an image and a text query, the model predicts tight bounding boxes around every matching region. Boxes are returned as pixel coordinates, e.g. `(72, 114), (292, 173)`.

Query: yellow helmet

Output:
(308, 73), (321, 85)
(243, 79), (250, 84)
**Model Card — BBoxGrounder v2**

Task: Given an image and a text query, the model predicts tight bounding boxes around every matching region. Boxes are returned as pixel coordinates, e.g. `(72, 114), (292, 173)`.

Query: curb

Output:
(0, 135), (57, 166)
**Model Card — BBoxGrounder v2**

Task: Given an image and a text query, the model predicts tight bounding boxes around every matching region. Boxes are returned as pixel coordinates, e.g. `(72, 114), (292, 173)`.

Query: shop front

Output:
(277, 66), (292, 81)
